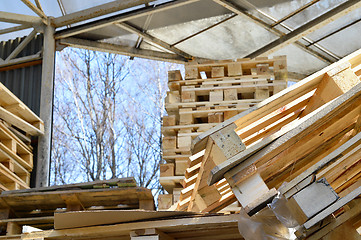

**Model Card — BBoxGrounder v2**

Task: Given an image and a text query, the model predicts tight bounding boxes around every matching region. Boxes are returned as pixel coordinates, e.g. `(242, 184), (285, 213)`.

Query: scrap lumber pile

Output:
(0, 178), (154, 237)
(179, 48), (361, 239)
(21, 211), (242, 240)
(0, 82), (44, 191)
(159, 56), (288, 211)
(159, 56), (288, 210)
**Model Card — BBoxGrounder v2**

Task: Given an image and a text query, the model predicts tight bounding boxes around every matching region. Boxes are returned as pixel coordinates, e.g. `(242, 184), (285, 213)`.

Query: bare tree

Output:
(51, 48), (181, 193)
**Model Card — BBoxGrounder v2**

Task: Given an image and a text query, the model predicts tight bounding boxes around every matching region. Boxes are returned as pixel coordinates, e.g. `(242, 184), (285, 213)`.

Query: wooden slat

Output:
(0, 106), (43, 136)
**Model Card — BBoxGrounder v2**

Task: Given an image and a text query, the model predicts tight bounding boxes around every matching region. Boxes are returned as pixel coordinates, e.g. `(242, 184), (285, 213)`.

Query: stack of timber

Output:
(0, 82), (44, 191)
(0, 178), (154, 237)
(181, 48), (361, 239)
(159, 56), (288, 210)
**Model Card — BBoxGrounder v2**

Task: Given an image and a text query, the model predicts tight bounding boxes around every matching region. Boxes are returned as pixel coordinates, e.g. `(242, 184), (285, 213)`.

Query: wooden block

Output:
(224, 110), (238, 120)
(228, 62), (242, 76)
(274, 70), (288, 80)
(160, 163), (174, 177)
(198, 185), (222, 206)
(251, 68), (257, 75)
(158, 194), (173, 210)
(181, 91), (196, 103)
(162, 136), (176, 150)
(224, 89), (238, 101)
(255, 89), (269, 99)
(168, 82), (180, 91)
(256, 80), (269, 90)
(256, 64), (270, 75)
(210, 123), (245, 160)
(209, 90), (223, 102)
(245, 188), (278, 216)
(211, 67), (224, 78)
(273, 58), (287, 72)
(2, 139), (16, 152)
(231, 172), (269, 207)
(162, 115), (176, 126)
(175, 159), (188, 176)
(208, 112), (223, 123)
(185, 66), (199, 80)
(139, 199), (154, 210)
(177, 136), (192, 149)
(179, 108), (193, 125)
(286, 178), (339, 225)
(273, 80), (287, 94)
(6, 222), (21, 236)
(165, 91), (180, 104)
(173, 188), (182, 203)
(131, 229), (170, 240)
(168, 70), (182, 81)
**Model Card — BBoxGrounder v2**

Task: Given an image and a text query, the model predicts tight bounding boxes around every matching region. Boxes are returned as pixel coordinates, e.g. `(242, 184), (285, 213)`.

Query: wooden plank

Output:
(0, 82), (42, 125)
(0, 106), (43, 136)
(22, 214), (240, 240)
(280, 131), (361, 196)
(306, 200), (361, 240)
(257, 105), (360, 183)
(210, 81), (361, 185)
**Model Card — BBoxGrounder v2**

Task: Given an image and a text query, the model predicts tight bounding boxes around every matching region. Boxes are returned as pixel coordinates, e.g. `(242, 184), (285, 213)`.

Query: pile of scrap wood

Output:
(0, 82), (44, 191)
(159, 56), (288, 210)
(177, 48), (361, 239)
(0, 178), (154, 236)
(21, 211), (242, 240)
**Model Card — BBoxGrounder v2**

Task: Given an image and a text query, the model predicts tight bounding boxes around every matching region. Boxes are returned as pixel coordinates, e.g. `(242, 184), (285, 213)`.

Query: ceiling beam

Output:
(115, 22), (193, 60)
(58, 37), (188, 64)
(246, 0), (361, 59)
(21, 0), (47, 21)
(0, 25), (31, 35)
(52, 0), (153, 28)
(54, 0), (201, 39)
(212, 0), (334, 64)
(0, 11), (41, 25)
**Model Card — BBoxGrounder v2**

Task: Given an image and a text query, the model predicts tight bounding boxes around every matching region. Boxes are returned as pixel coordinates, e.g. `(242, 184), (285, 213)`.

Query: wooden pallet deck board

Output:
(0, 83), (43, 136)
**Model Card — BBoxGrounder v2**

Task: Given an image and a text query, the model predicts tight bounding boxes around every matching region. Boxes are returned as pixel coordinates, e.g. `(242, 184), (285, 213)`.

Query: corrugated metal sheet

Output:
(0, 34), (43, 115)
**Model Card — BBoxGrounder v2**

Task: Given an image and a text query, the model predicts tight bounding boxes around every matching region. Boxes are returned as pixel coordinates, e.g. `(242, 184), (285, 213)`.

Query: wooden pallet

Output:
(0, 178), (154, 236)
(160, 56), (289, 210)
(184, 48), (361, 237)
(0, 82), (44, 136)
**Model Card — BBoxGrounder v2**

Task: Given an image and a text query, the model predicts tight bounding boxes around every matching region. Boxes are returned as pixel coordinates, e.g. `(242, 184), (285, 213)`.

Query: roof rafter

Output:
(54, 0), (201, 39)
(245, 0), (361, 59)
(114, 22), (193, 60)
(212, 0), (334, 64)
(20, 0), (47, 23)
(58, 37), (188, 64)
(0, 11), (41, 26)
(52, 0), (154, 28)
(0, 25), (31, 36)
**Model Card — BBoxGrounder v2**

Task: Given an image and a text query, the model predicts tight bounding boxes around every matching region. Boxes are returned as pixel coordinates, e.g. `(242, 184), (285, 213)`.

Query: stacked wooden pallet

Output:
(0, 178), (154, 237)
(159, 56), (288, 210)
(0, 82), (44, 191)
(182, 48), (361, 238)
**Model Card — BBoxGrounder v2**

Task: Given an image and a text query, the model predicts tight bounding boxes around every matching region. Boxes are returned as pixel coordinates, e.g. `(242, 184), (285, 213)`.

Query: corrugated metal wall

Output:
(0, 34), (43, 115)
